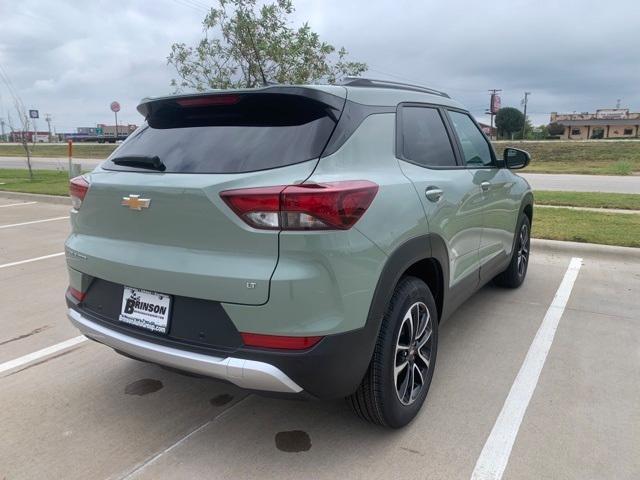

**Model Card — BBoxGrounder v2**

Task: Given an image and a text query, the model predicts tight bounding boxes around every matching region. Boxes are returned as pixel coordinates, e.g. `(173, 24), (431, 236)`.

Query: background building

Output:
(8, 131), (51, 143)
(77, 127), (98, 135)
(550, 109), (640, 139)
(97, 123), (137, 138)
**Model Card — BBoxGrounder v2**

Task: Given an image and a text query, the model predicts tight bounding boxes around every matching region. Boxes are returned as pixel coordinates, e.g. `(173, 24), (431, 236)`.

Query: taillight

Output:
(220, 180), (378, 230)
(241, 332), (323, 350)
(69, 176), (90, 210)
(67, 286), (86, 302)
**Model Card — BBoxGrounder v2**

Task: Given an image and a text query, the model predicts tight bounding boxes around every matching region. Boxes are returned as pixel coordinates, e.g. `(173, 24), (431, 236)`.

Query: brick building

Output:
(97, 123), (137, 138)
(550, 109), (640, 140)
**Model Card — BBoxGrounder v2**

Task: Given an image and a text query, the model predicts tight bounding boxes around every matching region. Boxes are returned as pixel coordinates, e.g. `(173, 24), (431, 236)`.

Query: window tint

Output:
(448, 111), (494, 167)
(400, 107), (457, 167)
(103, 94), (338, 174)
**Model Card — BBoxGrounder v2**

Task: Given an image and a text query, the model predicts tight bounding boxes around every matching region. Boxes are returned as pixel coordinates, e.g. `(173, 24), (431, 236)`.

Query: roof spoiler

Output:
(137, 86), (346, 119)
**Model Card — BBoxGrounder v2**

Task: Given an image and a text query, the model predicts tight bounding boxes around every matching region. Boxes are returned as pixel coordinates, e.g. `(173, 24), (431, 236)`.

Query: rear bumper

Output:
(68, 308), (303, 394)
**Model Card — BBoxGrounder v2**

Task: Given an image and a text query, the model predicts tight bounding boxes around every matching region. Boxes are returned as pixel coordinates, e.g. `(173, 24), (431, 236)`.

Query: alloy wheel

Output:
(394, 301), (433, 405)
(516, 222), (530, 277)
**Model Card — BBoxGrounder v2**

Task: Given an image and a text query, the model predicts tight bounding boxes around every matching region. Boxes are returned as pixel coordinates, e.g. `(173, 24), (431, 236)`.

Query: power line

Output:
(183, 0), (210, 10)
(169, 0), (208, 14)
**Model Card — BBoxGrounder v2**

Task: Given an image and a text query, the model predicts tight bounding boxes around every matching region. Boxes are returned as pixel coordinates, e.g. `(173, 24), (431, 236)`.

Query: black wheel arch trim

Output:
(366, 234), (449, 330)
(520, 191), (534, 222)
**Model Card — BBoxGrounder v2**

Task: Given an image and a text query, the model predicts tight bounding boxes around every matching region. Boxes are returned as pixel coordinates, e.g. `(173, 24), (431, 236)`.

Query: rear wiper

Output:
(111, 155), (166, 171)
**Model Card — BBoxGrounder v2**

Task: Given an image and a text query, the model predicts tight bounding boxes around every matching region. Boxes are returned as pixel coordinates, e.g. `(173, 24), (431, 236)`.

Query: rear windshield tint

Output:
(103, 93), (340, 174)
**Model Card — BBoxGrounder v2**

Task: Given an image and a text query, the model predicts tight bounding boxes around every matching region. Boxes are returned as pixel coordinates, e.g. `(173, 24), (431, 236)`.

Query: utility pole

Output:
(488, 89), (502, 140)
(45, 113), (53, 143)
(521, 92), (530, 140)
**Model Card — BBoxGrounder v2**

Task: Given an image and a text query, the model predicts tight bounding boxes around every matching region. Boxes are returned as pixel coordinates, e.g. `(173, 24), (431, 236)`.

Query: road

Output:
(0, 196), (638, 479)
(1, 157), (639, 194)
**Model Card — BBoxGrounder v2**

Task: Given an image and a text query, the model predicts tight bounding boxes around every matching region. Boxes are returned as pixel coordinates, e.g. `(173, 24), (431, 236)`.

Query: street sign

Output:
(490, 94), (501, 114)
(110, 101), (121, 113)
(29, 110), (39, 119)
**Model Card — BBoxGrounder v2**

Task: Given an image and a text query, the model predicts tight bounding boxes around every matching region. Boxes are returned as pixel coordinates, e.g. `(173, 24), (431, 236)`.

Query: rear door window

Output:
(103, 93), (339, 174)
(399, 106), (457, 168)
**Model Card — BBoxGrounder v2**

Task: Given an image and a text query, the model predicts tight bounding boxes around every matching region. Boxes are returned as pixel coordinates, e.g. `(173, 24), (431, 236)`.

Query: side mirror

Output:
(503, 148), (531, 169)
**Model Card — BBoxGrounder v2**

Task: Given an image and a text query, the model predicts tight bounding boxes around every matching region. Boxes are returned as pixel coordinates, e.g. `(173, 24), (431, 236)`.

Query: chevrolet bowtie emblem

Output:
(121, 195), (151, 211)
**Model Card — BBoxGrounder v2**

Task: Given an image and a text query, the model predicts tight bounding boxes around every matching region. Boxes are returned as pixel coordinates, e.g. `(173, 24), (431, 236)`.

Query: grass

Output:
(535, 191), (640, 210)
(532, 207), (640, 248)
(0, 143), (117, 159)
(0, 169), (71, 196)
(492, 140), (640, 175)
(1, 139), (640, 175)
(1, 168), (637, 248)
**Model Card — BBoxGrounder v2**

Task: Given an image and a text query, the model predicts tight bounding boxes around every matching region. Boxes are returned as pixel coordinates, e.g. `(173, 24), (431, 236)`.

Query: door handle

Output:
(425, 186), (443, 202)
(481, 181), (491, 192)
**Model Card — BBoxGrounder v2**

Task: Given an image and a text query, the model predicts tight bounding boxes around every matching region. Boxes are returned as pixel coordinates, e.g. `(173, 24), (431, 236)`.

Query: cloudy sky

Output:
(1, 0), (638, 133)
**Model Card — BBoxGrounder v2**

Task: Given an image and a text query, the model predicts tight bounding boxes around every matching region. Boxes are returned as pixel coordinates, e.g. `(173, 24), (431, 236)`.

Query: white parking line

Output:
(0, 216), (69, 229)
(0, 201), (38, 208)
(0, 336), (87, 375)
(0, 252), (65, 269)
(471, 257), (583, 480)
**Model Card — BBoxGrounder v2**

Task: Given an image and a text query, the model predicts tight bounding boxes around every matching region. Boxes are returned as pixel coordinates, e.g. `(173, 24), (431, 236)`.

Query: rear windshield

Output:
(103, 93), (340, 174)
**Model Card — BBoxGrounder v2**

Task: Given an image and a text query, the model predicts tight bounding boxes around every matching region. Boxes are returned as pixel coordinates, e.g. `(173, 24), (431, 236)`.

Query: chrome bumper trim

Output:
(68, 309), (302, 394)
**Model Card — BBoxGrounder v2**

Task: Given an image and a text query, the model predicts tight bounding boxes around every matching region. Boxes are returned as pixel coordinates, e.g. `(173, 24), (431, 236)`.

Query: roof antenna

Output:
(245, 26), (268, 86)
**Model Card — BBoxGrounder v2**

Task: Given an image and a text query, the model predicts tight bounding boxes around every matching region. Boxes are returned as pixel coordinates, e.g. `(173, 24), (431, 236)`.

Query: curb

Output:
(536, 204), (640, 215)
(0, 191), (70, 205)
(532, 238), (640, 260)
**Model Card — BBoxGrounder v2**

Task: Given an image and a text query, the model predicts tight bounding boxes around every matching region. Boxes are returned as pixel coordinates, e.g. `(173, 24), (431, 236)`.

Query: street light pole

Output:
(45, 114), (52, 142)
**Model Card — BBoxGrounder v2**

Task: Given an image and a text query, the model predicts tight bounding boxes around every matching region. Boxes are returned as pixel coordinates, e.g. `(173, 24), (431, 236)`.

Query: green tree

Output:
(531, 124), (549, 140)
(168, 0), (367, 91)
(495, 107), (525, 139)
(547, 122), (565, 136)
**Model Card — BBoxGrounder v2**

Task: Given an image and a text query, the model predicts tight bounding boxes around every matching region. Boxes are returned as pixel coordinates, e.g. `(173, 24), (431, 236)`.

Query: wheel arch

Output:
(521, 191), (534, 224)
(366, 235), (449, 336)
(330, 234), (450, 399)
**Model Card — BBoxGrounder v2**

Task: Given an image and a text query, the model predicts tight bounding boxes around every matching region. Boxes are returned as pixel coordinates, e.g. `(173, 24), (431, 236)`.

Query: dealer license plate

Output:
(119, 286), (171, 334)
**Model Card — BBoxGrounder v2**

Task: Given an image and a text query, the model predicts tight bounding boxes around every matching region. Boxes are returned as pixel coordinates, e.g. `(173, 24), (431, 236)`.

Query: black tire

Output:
(347, 276), (438, 428)
(494, 215), (531, 288)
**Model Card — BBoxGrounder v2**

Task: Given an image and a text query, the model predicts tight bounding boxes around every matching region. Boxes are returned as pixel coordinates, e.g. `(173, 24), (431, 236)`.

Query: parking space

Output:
(0, 196), (638, 480)
(0, 201), (68, 265)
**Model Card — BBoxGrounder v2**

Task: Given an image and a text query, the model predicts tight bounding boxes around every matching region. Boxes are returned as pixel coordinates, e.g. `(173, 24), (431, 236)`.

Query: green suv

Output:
(66, 78), (533, 427)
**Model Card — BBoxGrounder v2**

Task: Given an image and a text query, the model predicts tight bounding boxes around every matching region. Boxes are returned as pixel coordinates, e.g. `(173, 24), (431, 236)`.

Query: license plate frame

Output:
(119, 286), (172, 334)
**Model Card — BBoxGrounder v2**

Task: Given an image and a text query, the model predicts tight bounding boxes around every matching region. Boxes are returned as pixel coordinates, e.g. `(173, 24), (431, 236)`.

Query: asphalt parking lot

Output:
(1, 196), (638, 480)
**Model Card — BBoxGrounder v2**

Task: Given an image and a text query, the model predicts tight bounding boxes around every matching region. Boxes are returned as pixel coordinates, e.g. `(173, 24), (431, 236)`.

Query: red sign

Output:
(490, 94), (501, 114)
(110, 101), (121, 113)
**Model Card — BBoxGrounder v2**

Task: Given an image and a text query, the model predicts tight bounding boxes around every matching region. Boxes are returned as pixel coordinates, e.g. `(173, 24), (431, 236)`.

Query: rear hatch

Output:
(66, 87), (346, 305)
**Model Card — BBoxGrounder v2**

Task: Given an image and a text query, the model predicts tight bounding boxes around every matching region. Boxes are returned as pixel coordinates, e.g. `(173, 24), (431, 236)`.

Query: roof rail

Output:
(338, 77), (450, 98)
